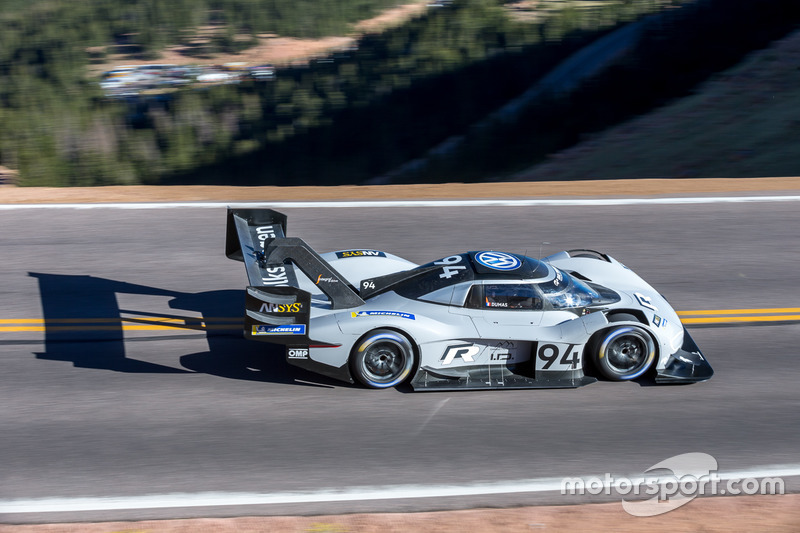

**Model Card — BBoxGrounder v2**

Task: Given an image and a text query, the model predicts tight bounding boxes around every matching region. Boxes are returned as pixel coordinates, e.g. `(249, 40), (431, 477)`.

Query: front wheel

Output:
(350, 329), (416, 389)
(594, 326), (656, 381)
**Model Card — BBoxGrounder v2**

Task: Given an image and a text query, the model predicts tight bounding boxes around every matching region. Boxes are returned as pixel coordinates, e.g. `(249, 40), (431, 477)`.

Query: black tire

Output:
(594, 325), (656, 381)
(608, 312), (639, 324)
(350, 329), (416, 389)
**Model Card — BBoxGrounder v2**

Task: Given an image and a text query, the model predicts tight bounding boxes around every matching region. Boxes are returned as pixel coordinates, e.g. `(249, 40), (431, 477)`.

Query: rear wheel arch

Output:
(349, 327), (419, 389)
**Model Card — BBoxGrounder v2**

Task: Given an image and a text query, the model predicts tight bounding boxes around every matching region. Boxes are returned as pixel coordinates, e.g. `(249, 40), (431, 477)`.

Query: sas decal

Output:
(475, 251), (521, 271)
(336, 250), (387, 259)
(252, 324), (306, 335)
(351, 310), (415, 320)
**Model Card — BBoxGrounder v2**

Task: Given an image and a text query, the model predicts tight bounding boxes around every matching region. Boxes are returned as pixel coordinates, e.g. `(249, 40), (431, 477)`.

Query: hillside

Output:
(512, 28), (800, 181)
(387, 0), (800, 184)
(85, 1), (432, 76)
(0, 0), (685, 187)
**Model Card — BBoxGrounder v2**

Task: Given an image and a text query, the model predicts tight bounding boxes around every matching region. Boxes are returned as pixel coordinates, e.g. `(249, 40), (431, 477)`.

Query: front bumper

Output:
(655, 328), (713, 384)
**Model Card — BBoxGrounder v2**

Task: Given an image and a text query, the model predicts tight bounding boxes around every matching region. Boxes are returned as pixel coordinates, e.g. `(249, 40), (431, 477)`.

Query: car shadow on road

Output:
(29, 272), (346, 389)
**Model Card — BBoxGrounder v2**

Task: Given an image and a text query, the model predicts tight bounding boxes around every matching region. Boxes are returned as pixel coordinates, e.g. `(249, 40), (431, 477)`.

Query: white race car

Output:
(226, 208), (713, 390)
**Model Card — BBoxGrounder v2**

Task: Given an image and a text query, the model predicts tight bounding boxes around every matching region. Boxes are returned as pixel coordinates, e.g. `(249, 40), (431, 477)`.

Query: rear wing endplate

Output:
(244, 285), (312, 344)
(226, 208), (365, 310)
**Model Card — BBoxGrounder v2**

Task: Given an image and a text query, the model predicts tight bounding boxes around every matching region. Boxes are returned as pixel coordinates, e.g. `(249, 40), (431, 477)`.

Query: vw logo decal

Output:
(475, 251), (521, 271)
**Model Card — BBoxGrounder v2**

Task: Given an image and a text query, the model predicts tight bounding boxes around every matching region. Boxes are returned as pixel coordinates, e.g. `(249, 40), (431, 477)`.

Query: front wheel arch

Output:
(349, 328), (417, 389)
(588, 324), (657, 381)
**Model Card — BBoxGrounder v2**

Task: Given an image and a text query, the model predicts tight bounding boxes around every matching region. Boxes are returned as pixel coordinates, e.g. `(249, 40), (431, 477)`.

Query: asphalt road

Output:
(1, 200), (799, 522)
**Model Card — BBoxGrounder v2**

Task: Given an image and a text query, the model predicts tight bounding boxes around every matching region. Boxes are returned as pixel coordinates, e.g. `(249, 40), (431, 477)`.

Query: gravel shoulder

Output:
(2, 494), (798, 532)
(2, 177), (800, 203)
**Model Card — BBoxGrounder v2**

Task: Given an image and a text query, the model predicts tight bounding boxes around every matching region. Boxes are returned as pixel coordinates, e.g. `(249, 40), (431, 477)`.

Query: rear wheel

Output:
(350, 329), (416, 389)
(594, 325), (655, 381)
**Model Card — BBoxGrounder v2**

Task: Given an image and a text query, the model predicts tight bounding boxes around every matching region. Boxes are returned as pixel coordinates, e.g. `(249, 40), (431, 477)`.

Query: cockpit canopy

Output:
(389, 251), (619, 310)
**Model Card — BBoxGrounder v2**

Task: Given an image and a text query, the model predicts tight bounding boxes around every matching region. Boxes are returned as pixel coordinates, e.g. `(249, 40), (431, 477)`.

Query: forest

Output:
(4, 0), (792, 187)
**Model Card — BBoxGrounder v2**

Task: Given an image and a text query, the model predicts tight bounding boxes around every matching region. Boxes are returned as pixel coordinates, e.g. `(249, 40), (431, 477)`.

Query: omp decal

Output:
(635, 292), (658, 311)
(475, 251), (521, 271)
(252, 324), (306, 335)
(440, 344), (481, 365)
(351, 311), (415, 320)
(259, 302), (303, 313)
(287, 348), (309, 359)
(335, 250), (386, 258)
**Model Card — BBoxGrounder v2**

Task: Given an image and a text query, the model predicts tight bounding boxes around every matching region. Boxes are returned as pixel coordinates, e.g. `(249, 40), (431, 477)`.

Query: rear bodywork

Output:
(226, 208), (713, 390)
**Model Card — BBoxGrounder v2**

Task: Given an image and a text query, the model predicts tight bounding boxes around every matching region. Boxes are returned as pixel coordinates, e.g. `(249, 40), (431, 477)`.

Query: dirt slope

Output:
(2, 177), (800, 204)
(2, 493), (798, 532)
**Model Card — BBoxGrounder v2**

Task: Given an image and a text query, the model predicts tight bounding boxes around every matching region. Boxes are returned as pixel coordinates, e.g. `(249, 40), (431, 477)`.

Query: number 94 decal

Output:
(535, 342), (581, 371)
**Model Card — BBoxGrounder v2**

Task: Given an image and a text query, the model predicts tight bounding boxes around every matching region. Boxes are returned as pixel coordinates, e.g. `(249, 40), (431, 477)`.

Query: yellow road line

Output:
(677, 308), (800, 316)
(1, 308), (799, 333)
(0, 324), (241, 332)
(0, 317), (242, 333)
(682, 315), (800, 324)
(0, 317), (240, 325)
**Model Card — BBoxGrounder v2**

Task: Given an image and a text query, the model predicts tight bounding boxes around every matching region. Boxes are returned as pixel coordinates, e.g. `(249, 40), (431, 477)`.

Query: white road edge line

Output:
(2, 464), (799, 514)
(1, 195), (800, 210)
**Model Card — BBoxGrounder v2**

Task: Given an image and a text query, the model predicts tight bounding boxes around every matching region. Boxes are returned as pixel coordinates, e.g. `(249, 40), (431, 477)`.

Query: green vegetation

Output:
(508, 30), (800, 180)
(412, 0), (800, 182)
(0, 0), (404, 185)
(0, 0), (703, 186)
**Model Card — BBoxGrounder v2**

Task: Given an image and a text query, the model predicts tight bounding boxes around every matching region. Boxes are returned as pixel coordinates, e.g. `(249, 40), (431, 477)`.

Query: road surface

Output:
(1, 197), (798, 523)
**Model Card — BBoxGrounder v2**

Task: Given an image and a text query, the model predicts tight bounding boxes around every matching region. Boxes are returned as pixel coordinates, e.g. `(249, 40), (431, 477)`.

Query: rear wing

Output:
(244, 285), (312, 343)
(226, 208), (365, 316)
(225, 208), (288, 263)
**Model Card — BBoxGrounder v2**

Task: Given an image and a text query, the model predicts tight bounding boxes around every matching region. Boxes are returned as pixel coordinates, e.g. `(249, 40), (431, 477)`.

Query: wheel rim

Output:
(354, 331), (414, 387)
(599, 326), (655, 379)
(606, 336), (646, 373)
(362, 340), (407, 382)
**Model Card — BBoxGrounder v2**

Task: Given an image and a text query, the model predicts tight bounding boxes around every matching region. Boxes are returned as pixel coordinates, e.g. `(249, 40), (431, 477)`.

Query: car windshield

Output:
(538, 268), (601, 308)
(483, 284), (543, 310)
